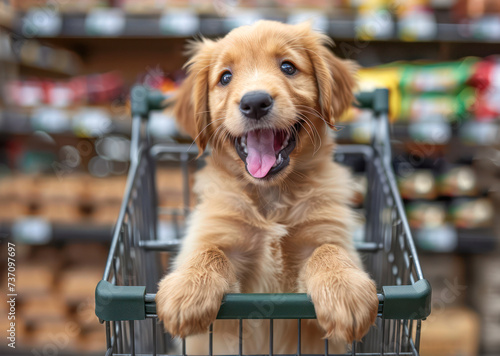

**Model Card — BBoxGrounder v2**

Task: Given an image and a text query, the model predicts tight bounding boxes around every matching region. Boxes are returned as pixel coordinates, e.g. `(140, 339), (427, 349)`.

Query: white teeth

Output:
(240, 136), (247, 153)
(281, 133), (290, 150)
(276, 153), (283, 166)
(272, 154), (283, 168)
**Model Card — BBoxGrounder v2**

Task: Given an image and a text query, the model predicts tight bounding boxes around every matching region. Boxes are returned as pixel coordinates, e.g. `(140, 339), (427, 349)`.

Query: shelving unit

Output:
(1, 1), (500, 355)
(8, 11), (500, 43)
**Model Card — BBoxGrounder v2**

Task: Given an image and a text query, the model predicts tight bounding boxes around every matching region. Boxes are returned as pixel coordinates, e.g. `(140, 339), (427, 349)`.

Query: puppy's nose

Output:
(239, 91), (273, 120)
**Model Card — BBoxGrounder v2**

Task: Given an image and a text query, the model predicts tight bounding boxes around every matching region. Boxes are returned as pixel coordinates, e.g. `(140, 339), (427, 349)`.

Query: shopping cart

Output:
(95, 87), (431, 356)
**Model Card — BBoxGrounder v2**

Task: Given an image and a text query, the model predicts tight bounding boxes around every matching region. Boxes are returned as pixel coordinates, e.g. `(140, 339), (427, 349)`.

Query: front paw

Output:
(156, 271), (225, 338)
(309, 269), (378, 343)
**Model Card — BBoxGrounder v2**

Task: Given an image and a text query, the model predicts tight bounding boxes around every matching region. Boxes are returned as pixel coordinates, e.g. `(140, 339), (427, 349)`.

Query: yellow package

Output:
(355, 65), (402, 121)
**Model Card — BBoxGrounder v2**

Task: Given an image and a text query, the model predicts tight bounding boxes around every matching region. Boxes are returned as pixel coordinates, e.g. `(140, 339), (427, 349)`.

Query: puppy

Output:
(156, 20), (379, 354)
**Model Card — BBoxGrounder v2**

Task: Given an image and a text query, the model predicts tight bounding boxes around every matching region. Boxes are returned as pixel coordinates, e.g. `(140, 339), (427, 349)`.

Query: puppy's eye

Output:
(280, 62), (296, 75)
(220, 71), (232, 85)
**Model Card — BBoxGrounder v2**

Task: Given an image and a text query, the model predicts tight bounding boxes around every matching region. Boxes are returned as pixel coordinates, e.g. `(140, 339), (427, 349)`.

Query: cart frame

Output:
(95, 87), (431, 356)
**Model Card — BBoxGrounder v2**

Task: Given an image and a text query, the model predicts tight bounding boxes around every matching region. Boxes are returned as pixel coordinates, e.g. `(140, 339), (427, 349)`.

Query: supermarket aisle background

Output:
(0, 0), (500, 355)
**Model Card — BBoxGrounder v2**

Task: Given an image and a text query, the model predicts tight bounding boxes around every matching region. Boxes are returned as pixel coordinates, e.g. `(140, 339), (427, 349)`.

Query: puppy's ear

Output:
(302, 28), (357, 125)
(173, 39), (215, 152)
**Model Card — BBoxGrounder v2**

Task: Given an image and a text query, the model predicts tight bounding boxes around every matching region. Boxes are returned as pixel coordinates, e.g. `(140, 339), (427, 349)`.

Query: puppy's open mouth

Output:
(235, 122), (301, 179)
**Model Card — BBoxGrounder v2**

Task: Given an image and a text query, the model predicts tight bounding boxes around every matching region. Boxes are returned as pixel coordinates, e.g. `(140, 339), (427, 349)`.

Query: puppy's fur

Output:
(156, 21), (379, 354)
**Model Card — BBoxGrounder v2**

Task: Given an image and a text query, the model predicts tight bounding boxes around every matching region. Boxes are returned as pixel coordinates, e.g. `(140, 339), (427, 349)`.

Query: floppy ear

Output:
(301, 27), (357, 125)
(173, 39), (215, 152)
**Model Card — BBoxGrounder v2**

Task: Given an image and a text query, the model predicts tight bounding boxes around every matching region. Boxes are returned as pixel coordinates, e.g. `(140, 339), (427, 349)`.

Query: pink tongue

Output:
(246, 129), (276, 178)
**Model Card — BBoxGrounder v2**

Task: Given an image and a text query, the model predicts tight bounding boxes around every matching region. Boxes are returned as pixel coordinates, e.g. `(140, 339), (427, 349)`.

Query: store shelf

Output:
(414, 227), (496, 254)
(13, 12), (500, 44)
(1, 107), (497, 149)
(0, 221), (113, 244)
(0, 2), (14, 30)
(0, 110), (131, 137)
(0, 58), (77, 78)
(18, 60), (77, 78)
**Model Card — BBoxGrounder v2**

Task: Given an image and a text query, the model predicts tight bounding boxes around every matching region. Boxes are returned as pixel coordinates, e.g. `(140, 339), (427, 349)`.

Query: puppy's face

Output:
(174, 21), (356, 184)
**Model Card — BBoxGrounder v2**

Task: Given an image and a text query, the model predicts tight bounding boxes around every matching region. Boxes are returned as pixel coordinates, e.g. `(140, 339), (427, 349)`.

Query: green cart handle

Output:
(95, 279), (430, 322)
(354, 88), (389, 115)
(129, 86), (388, 118)
(131, 85), (170, 117)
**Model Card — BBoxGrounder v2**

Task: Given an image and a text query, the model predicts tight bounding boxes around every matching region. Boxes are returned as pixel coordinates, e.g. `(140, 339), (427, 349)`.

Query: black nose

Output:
(239, 91), (273, 120)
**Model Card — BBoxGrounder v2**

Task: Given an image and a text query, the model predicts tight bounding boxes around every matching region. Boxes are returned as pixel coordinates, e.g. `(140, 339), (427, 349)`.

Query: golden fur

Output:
(156, 20), (378, 354)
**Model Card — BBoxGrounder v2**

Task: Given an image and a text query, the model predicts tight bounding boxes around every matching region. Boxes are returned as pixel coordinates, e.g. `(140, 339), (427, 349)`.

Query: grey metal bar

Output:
(352, 341), (356, 356)
(378, 148), (424, 281)
(209, 323), (213, 356)
(381, 318), (385, 356)
(130, 320), (135, 356)
(415, 321), (421, 353)
(116, 321), (122, 354)
(396, 319), (401, 356)
(182, 338), (186, 356)
(408, 320), (414, 351)
(103, 156), (141, 281)
(324, 339), (329, 356)
(152, 318), (156, 356)
(239, 319), (243, 356)
(140, 240), (181, 252)
(149, 143), (199, 157)
(269, 319), (274, 356)
(105, 321), (111, 350)
(297, 319), (301, 356)
(130, 115), (142, 165)
(138, 240), (381, 253)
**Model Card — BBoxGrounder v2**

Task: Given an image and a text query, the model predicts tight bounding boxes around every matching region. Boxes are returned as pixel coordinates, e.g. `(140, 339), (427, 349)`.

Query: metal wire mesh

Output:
(99, 138), (424, 356)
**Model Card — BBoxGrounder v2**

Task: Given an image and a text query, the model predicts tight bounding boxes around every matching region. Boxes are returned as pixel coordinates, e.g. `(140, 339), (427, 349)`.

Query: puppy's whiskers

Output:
(210, 124), (228, 152)
(297, 113), (322, 155)
(295, 104), (339, 130)
(296, 116), (317, 152)
(300, 114), (324, 154)
(187, 117), (226, 152)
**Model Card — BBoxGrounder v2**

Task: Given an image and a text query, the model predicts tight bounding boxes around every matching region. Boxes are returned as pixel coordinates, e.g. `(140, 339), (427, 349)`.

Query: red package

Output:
(467, 57), (500, 121)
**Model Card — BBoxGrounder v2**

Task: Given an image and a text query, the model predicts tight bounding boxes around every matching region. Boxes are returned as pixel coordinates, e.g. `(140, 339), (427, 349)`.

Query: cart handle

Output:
(354, 88), (389, 115)
(131, 85), (169, 117)
(95, 279), (430, 322)
(130, 87), (389, 118)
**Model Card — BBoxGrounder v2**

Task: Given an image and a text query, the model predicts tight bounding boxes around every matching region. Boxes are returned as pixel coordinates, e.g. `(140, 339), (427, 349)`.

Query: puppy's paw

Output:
(155, 271), (226, 338)
(309, 269), (378, 343)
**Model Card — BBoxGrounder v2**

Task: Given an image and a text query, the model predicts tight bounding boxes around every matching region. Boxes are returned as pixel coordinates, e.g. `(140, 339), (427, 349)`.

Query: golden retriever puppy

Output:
(156, 20), (379, 354)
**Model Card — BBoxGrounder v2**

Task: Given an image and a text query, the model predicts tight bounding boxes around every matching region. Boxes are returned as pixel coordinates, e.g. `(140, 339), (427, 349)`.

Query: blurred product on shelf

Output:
(472, 256), (500, 354)
(0, 0), (14, 27)
(352, 57), (499, 123)
(420, 254), (467, 306)
(400, 58), (477, 94)
(468, 56), (500, 121)
(4, 71), (125, 107)
(449, 197), (494, 229)
(453, 0), (500, 20)
(420, 307), (480, 356)
(437, 165), (477, 197)
(0, 174), (125, 228)
(399, 170), (438, 200)
(407, 201), (447, 229)
(1, 244), (108, 353)
(0, 29), (80, 76)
